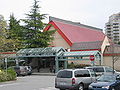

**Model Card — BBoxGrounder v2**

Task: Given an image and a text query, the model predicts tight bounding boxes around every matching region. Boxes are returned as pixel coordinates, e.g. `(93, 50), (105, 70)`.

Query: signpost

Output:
(5, 58), (7, 74)
(90, 55), (95, 66)
(90, 55), (95, 61)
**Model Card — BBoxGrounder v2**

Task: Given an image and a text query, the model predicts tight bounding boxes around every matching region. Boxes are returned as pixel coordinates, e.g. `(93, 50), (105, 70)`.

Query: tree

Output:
(0, 15), (14, 52)
(0, 15), (7, 51)
(0, 14), (22, 52)
(22, 0), (55, 48)
(8, 14), (23, 51)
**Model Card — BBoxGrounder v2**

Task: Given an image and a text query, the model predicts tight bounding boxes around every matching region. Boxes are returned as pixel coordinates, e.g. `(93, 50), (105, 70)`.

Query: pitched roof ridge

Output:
(49, 16), (103, 31)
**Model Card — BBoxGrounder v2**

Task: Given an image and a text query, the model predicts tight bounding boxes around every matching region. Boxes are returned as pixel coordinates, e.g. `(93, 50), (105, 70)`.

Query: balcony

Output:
(113, 22), (119, 25)
(113, 34), (119, 38)
(106, 31), (111, 33)
(113, 31), (120, 34)
(106, 28), (111, 31)
(113, 29), (119, 31)
(113, 26), (119, 28)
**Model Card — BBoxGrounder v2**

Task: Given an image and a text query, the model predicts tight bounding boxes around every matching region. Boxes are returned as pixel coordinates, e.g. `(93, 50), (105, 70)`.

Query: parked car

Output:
(55, 69), (96, 90)
(11, 66), (28, 76)
(89, 73), (120, 90)
(85, 66), (120, 77)
(25, 66), (32, 75)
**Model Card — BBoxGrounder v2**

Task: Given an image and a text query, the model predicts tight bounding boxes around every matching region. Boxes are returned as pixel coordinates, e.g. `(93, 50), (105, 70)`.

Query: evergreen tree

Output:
(0, 15), (7, 51)
(22, 0), (55, 48)
(0, 15), (15, 52)
(8, 14), (24, 51)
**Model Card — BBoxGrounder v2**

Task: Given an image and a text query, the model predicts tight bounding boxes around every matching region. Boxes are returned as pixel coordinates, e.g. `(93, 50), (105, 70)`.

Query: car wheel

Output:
(111, 87), (115, 90)
(78, 84), (84, 90)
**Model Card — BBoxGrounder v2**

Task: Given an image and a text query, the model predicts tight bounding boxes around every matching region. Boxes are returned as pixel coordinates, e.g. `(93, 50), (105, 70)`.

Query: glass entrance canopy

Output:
(16, 47), (66, 57)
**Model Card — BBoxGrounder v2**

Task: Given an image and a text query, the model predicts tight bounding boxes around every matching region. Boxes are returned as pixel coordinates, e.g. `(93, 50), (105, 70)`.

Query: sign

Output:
(90, 55), (95, 61)
(5, 58), (7, 63)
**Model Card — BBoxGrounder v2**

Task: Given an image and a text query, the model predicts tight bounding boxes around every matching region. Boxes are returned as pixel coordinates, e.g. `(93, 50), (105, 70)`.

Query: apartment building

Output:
(105, 12), (120, 44)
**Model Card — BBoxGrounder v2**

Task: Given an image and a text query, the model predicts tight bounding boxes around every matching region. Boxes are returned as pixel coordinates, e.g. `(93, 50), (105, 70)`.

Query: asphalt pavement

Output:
(0, 75), (58, 90)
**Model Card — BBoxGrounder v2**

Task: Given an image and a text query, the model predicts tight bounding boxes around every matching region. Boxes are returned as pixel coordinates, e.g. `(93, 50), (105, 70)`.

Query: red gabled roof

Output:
(44, 20), (105, 47)
(0, 52), (16, 54)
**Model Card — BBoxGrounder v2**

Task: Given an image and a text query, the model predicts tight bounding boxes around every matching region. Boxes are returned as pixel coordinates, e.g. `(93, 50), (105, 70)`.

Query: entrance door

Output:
(37, 57), (55, 73)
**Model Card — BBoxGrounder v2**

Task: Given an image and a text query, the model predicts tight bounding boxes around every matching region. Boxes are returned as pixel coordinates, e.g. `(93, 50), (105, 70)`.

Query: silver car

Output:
(12, 66), (28, 76)
(55, 69), (96, 90)
(85, 66), (120, 77)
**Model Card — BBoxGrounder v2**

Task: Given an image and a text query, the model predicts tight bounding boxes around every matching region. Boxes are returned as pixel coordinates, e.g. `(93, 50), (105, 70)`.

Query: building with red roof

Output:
(44, 16), (108, 52)
(44, 16), (120, 70)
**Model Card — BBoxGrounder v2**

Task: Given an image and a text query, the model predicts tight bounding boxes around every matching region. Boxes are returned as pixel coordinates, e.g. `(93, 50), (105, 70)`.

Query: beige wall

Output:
(101, 36), (110, 54)
(48, 26), (120, 71)
(103, 56), (120, 71)
(48, 26), (70, 49)
(68, 60), (100, 65)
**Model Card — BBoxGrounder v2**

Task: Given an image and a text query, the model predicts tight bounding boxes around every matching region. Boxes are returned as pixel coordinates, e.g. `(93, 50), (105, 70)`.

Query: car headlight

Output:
(89, 85), (93, 88)
(102, 86), (110, 89)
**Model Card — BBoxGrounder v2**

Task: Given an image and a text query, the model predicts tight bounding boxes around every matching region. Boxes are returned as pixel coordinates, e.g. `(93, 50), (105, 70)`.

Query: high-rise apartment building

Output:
(105, 12), (120, 44)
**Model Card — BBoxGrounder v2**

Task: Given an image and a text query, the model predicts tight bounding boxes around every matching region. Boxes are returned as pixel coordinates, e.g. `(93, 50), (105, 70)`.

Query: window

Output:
(105, 67), (113, 72)
(75, 70), (90, 77)
(93, 67), (104, 72)
(57, 71), (72, 78)
(89, 69), (95, 77)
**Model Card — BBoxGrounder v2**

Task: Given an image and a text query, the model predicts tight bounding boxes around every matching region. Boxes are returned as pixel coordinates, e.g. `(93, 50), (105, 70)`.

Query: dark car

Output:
(89, 73), (120, 90)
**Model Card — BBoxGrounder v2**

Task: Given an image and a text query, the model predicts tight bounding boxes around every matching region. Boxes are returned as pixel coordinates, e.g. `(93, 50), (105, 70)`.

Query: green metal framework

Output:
(16, 47), (66, 57)
(58, 50), (101, 61)
(55, 50), (102, 72)
(16, 47), (102, 73)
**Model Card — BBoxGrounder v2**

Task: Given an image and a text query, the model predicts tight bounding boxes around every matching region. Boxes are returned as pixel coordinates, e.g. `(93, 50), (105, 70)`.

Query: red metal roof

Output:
(44, 20), (105, 47)
(0, 52), (16, 54)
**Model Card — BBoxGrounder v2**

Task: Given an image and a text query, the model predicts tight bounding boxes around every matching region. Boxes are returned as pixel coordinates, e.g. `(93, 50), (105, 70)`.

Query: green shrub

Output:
(74, 64), (90, 68)
(0, 70), (7, 82)
(0, 68), (16, 82)
(7, 68), (17, 81)
(68, 63), (90, 69)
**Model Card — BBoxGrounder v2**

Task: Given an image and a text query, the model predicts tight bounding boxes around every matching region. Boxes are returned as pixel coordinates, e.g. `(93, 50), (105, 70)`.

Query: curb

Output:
(32, 73), (56, 76)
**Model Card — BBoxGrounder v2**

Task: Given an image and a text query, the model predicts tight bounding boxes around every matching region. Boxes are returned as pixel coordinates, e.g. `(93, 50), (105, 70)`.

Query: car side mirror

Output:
(116, 75), (120, 80)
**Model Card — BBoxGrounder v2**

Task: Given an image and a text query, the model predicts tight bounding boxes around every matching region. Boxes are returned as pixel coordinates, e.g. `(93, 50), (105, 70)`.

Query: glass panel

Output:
(93, 67), (104, 72)
(105, 67), (113, 72)
(75, 70), (90, 77)
(57, 71), (72, 78)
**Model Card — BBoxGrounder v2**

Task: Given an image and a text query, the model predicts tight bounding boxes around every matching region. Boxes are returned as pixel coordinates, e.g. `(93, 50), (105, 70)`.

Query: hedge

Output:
(0, 68), (17, 82)
(68, 63), (90, 69)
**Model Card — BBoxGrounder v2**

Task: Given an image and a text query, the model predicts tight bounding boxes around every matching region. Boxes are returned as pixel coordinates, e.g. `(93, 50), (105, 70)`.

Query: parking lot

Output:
(0, 75), (58, 90)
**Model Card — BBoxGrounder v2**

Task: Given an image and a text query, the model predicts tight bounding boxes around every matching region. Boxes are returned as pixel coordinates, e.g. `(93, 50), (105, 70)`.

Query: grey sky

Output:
(0, 0), (120, 29)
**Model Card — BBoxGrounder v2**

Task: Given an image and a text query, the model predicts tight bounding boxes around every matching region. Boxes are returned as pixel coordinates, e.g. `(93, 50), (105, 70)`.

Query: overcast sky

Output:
(0, 0), (120, 29)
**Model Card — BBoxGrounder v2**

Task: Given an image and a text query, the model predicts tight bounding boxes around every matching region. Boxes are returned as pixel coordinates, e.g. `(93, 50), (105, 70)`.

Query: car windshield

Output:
(97, 75), (116, 82)
(57, 70), (72, 78)
(87, 67), (104, 72)
(93, 67), (104, 72)
(75, 70), (90, 77)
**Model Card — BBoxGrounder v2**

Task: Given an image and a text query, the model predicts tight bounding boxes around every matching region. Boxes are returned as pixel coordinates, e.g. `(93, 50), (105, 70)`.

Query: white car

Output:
(85, 66), (120, 76)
